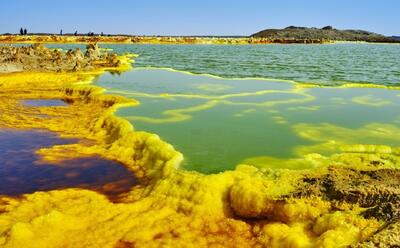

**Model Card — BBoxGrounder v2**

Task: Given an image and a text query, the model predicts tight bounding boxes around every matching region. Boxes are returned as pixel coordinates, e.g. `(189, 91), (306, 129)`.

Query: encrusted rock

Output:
(0, 43), (124, 72)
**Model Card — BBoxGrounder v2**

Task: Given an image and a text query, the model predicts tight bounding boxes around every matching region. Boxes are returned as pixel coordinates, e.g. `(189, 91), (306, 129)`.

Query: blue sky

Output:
(1, 0), (399, 36)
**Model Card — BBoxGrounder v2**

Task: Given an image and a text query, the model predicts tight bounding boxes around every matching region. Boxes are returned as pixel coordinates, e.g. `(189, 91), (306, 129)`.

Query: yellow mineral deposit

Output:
(234, 109), (257, 118)
(124, 100), (220, 124)
(0, 47), (398, 247)
(352, 95), (392, 106)
(293, 122), (400, 156)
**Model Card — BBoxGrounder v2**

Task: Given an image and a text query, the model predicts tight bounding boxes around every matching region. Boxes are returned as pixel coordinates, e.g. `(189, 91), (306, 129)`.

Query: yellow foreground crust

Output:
(0, 60), (399, 247)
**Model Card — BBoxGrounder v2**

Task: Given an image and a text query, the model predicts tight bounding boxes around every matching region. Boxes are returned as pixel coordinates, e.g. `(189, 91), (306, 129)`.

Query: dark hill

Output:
(251, 26), (398, 43)
(392, 36), (400, 41)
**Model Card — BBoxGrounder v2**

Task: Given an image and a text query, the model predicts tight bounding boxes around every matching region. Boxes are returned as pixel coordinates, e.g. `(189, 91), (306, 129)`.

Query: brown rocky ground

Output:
(292, 166), (399, 221)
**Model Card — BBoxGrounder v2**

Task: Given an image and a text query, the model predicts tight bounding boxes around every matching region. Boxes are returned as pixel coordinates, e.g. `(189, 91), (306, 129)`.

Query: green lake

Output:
(97, 68), (400, 173)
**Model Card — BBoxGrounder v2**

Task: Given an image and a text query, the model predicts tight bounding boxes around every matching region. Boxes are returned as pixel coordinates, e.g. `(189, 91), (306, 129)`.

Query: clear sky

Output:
(1, 0), (398, 36)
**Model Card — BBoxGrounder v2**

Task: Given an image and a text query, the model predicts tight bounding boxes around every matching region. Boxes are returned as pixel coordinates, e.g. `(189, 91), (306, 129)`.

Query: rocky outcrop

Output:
(0, 43), (124, 73)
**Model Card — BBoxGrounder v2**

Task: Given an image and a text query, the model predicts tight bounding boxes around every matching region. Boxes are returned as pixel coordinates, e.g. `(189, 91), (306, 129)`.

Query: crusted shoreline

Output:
(0, 35), (330, 45)
(2, 34), (399, 45)
(0, 44), (398, 247)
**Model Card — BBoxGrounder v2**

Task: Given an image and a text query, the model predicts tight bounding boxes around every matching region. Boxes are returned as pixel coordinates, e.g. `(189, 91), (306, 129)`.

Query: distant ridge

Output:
(392, 36), (400, 41)
(251, 26), (399, 43)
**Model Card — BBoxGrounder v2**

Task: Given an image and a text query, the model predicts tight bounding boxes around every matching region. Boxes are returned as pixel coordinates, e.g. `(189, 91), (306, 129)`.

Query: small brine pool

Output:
(0, 129), (137, 198)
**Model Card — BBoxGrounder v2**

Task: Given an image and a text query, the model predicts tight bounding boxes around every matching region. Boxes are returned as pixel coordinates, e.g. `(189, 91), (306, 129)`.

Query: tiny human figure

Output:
(23, 29), (27, 35)
(60, 29), (63, 36)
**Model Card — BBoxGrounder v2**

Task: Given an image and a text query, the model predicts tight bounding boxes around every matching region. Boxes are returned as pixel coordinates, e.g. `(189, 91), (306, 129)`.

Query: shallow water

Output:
(97, 68), (400, 173)
(0, 129), (137, 197)
(47, 43), (400, 86)
(22, 99), (67, 107)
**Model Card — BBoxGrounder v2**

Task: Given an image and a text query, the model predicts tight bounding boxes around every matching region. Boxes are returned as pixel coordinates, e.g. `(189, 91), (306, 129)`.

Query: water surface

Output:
(0, 129), (137, 197)
(47, 43), (400, 86)
(97, 68), (400, 173)
(22, 99), (67, 107)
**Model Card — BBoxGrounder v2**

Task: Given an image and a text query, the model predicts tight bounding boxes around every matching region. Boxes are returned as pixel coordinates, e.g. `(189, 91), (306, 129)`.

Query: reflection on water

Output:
(22, 99), (67, 107)
(96, 68), (400, 173)
(0, 129), (137, 198)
